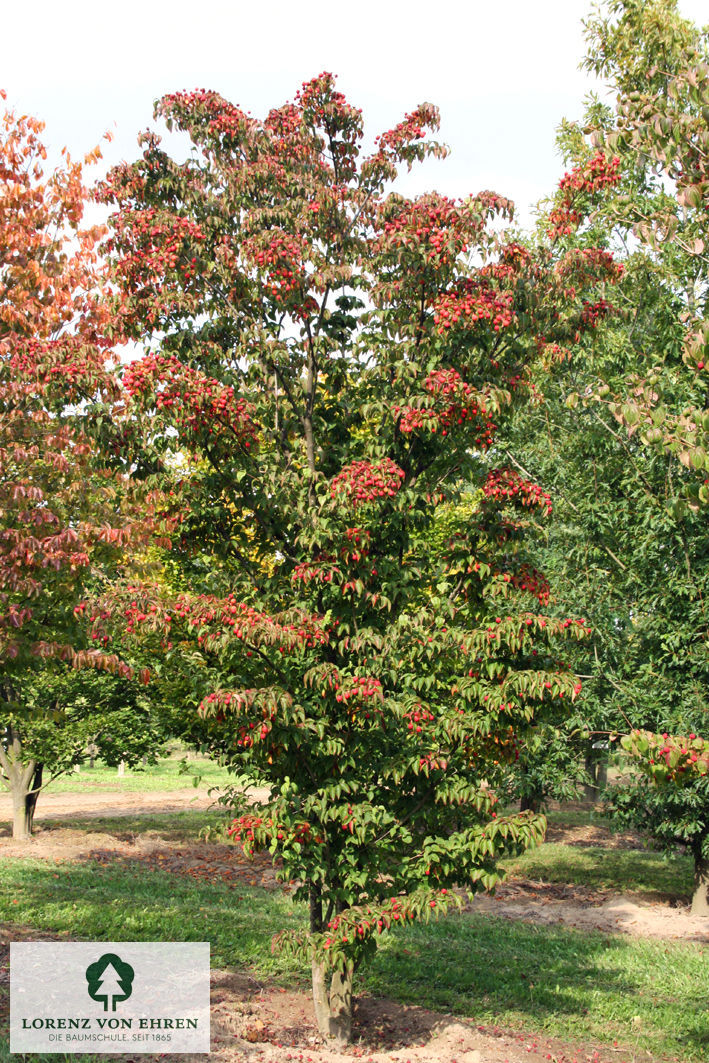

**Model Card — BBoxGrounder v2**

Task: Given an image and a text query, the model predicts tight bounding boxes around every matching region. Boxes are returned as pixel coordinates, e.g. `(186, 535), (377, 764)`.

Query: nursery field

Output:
(1, 783), (706, 1063)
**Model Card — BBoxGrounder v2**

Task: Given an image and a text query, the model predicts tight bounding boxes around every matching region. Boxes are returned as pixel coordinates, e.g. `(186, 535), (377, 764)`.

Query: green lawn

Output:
(41, 754), (234, 795)
(0, 853), (706, 1061)
(506, 841), (694, 898)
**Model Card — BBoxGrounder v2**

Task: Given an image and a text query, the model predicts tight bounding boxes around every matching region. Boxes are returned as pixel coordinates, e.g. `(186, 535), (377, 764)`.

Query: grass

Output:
(0, 853), (707, 1061)
(506, 842), (694, 898)
(367, 912), (708, 1060)
(43, 754), (234, 795)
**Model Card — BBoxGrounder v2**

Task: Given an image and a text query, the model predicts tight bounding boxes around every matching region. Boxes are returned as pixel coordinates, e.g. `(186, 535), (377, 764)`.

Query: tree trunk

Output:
(584, 750), (609, 801)
(117, 760), (125, 777)
(10, 763), (42, 839)
(0, 723), (42, 841)
(596, 759), (608, 791)
(311, 960), (353, 1045)
(520, 794), (541, 813)
(308, 881), (354, 1043)
(691, 853), (709, 916)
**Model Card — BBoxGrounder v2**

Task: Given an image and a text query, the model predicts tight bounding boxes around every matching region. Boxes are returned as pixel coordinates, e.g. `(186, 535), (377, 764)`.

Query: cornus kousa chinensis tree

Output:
(97, 74), (621, 1042)
(0, 96), (163, 839)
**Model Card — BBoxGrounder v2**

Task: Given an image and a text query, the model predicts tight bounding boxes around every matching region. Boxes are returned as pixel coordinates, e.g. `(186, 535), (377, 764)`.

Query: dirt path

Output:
(0, 786), (271, 823)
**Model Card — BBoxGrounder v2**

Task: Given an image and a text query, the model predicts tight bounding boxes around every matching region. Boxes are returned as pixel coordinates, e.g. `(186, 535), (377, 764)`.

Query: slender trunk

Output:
(691, 852), (709, 916)
(520, 794), (541, 813)
(11, 763), (42, 840)
(596, 759), (608, 791)
(310, 959), (353, 1045)
(0, 723), (41, 841)
(117, 760), (125, 777)
(308, 882), (354, 1043)
(584, 753), (598, 802)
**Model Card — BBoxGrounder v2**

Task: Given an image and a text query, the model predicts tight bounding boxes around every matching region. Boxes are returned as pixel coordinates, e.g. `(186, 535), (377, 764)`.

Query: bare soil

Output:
(1, 790), (707, 1063)
(0, 786), (216, 821)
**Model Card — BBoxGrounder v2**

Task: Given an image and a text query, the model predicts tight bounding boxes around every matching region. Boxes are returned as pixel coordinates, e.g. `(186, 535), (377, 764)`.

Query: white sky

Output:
(3, 0), (707, 227)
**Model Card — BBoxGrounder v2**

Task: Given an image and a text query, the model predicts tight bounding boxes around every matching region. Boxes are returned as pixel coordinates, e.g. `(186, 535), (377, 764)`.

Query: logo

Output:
(11, 942), (210, 1053)
(85, 954), (135, 1012)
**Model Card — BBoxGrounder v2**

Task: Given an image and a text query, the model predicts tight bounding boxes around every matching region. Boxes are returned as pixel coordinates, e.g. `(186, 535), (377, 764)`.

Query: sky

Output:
(3, 0), (707, 228)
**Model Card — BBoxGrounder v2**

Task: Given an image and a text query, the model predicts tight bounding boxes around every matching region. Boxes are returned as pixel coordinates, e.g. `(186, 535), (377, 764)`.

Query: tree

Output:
(502, 0), (709, 839)
(98, 75), (619, 1042)
(606, 729), (709, 913)
(0, 94), (163, 838)
(581, 0), (709, 491)
(1, 667), (165, 834)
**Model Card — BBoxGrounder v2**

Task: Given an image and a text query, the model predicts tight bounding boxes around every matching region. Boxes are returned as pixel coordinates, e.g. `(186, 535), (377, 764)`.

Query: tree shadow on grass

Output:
(0, 858), (301, 977)
(365, 909), (709, 1060)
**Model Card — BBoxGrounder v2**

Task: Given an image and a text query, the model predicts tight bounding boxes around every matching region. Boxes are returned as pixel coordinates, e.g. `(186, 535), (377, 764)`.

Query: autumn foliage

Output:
(0, 95), (167, 838)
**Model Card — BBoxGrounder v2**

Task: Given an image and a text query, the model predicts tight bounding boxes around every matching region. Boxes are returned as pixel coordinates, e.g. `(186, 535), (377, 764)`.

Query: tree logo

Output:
(85, 953), (135, 1012)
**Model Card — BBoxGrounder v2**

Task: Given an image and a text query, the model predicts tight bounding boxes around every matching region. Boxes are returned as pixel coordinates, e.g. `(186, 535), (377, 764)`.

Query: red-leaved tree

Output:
(0, 94), (162, 838)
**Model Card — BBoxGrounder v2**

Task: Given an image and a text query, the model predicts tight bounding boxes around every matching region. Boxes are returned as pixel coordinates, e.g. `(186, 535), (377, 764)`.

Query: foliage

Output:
(579, 0), (709, 499)
(504, 723), (589, 811)
(94, 73), (623, 1038)
(502, 1), (709, 833)
(605, 728), (709, 910)
(606, 769), (709, 863)
(4, 668), (164, 771)
(0, 94), (169, 836)
(0, 94), (129, 676)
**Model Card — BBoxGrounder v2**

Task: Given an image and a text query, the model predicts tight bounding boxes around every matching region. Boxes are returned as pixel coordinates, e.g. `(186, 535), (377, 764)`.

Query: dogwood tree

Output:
(98, 74), (620, 1042)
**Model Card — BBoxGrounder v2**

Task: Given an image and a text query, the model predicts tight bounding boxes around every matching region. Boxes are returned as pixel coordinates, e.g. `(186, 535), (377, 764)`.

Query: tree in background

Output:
(0, 94), (168, 838)
(607, 729), (709, 912)
(502, 0), (709, 868)
(95, 74), (624, 1041)
(1, 668), (165, 831)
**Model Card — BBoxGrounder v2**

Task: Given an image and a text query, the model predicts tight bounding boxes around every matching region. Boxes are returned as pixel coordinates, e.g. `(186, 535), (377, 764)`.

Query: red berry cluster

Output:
(363, 103), (443, 183)
(481, 242), (533, 282)
(296, 71), (352, 120)
(110, 207), (206, 289)
(376, 109), (426, 150)
(228, 814), (318, 855)
(120, 589), (327, 653)
(548, 152), (621, 238)
(643, 731), (709, 779)
(482, 469), (552, 516)
(395, 368), (494, 440)
(322, 892), (448, 951)
(502, 564), (551, 606)
(334, 676), (383, 703)
(404, 704), (435, 733)
(123, 353), (258, 446)
(376, 195), (470, 269)
(330, 458), (405, 504)
(243, 229), (309, 302)
(434, 279), (515, 333)
(580, 297), (612, 329)
(555, 247), (623, 286)
(340, 526), (371, 559)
